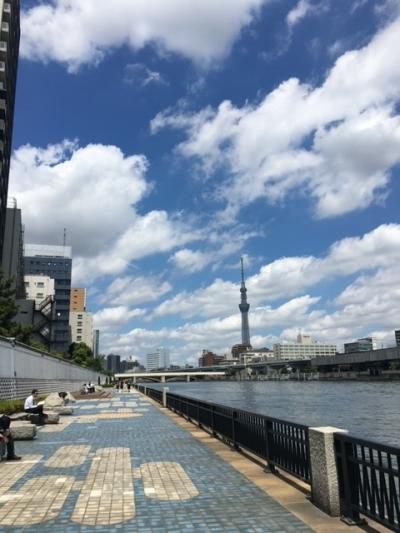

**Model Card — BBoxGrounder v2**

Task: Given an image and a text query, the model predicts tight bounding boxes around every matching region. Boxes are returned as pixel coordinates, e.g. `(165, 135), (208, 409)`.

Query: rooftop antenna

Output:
(240, 256), (245, 285)
(63, 228), (67, 248)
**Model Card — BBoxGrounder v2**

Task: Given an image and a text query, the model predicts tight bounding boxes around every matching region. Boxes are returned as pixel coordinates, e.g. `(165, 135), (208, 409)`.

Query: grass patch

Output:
(0, 395), (46, 415)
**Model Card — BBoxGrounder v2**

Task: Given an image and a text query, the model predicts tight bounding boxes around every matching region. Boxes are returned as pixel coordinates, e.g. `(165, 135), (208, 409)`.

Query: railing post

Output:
(309, 426), (347, 516)
(162, 387), (169, 408)
(197, 400), (202, 428)
(264, 419), (277, 473)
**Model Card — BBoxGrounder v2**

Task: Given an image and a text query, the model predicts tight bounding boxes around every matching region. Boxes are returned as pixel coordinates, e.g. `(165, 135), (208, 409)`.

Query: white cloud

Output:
(152, 16), (400, 219)
(169, 249), (210, 274)
(10, 140), (203, 284)
(286, 0), (328, 27)
(103, 275), (172, 306)
(93, 306), (146, 330)
(153, 224), (400, 319)
(73, 210), (203, 283)
(21, 0), (267, 71)
(10, 141), (149, 256)
(123, 63), (167, 87)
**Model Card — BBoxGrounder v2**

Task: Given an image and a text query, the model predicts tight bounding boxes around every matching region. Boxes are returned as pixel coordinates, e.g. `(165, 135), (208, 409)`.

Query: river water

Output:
(152, 380), (400, 447)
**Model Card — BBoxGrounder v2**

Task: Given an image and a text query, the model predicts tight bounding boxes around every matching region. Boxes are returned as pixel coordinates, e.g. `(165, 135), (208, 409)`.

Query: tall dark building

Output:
(395, 330), (400, 348)
(24, 244), (72, 354)
(1, 198), (24, 297)
(106, 354), (121, 373)
(0, 0), (20, 259)
(239, 256), (251, 347)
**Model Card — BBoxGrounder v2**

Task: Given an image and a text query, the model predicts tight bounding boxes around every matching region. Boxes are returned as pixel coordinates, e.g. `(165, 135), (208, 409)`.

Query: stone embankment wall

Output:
(0, 337), (107, 400)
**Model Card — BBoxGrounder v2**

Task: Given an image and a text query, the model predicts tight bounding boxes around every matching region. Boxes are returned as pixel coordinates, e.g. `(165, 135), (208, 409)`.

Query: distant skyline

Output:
(10, 0), (400, 364)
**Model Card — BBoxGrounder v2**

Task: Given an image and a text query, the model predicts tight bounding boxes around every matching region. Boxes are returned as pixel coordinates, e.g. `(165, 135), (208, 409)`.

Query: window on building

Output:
(36, 293), (44, 298)
(77, 336), (82, 341)
(37, 282), (44, 288)
(77, 314), (83, 319)
(77, 321), (82, 326)
(77, 329), (82, 333)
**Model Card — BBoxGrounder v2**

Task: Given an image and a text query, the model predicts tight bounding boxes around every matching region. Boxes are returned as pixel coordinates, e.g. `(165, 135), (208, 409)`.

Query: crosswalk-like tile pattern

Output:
(0, 455), (42, 497)
(0, 475), (74, 526)
(141, 462), (199, 501)
(45, 445), (91, 468)
(71, 447), (135, 526)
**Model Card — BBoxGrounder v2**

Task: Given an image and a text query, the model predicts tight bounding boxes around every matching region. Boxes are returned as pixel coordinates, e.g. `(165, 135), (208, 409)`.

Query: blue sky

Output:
(9, 0), (400, 364)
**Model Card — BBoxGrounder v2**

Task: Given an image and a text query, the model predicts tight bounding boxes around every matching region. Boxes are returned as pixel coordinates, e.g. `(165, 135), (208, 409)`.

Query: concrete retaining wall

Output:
(0, 337), (107, 400)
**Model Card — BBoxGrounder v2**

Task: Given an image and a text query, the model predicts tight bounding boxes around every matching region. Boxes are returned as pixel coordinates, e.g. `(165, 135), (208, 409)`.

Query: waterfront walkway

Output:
(0, 391), (364, 532)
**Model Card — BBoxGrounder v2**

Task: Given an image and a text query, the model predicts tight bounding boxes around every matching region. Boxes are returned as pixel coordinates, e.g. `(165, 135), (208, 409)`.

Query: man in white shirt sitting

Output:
(24, 389), (46, 425)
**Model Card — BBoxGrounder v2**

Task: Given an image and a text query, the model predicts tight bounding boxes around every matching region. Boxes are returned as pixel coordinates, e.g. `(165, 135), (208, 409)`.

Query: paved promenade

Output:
(0, 391), (358, 532)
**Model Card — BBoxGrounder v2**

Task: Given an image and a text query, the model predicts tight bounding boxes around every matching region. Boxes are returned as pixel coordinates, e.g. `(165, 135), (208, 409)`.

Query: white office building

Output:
(146, 348), (170, 371)
(273, 334), (336, 361)
(69, 311), (93, 349)
(24, 275), (55, 306)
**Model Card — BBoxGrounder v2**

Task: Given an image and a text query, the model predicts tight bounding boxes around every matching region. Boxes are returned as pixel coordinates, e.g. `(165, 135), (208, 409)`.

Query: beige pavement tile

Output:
(0, 455), (43, 496)
(140, 462), (198, 501)
(0, 475), (74, 526)
(45, 445), (91, 468)
(71, 447), (135, 526)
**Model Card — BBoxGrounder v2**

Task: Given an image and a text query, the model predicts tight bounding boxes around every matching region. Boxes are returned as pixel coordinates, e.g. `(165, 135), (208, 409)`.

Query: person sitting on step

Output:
(24, 389), (47, 425)
(0, 415), (21, 461)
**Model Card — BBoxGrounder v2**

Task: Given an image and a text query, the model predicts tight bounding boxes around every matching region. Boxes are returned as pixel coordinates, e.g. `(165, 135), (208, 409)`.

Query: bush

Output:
(0, 395), (46, 415)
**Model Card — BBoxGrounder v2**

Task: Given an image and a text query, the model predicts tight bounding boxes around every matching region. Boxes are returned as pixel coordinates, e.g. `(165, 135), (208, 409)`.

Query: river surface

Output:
(151, 381), (400, 447)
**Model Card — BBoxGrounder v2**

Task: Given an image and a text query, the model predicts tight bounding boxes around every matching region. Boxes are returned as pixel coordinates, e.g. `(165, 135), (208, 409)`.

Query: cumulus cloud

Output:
(123, 63), (167, 87)
(102, 275), (172, 306)
(93, 306), (146, 330)
(21, 0), (267, 71)
(10, 140), (202, 284)
(152, 17), (400, 219)
(169, 249), (210, 274)
(153, 224), (400, 319)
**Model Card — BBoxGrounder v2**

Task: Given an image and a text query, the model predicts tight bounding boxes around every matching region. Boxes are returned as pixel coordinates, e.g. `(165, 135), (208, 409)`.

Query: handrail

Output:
(136, 384), (310, 484)
(334, 431), (400, 531)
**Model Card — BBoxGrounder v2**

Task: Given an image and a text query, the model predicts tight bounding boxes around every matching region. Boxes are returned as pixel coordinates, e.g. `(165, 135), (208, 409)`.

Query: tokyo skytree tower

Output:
(239, 256), (251, 346)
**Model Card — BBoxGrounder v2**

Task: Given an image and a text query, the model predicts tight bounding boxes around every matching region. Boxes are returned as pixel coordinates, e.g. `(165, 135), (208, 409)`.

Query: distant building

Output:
(70, 288), (86, 311)
(344, 337), (377, 354)
(1, 200), (25, 298)
(198, 350), (225, 367)
(0, 0), (20, 259)
(92, 329), (100, 357)
(24, 275), (55, 306)
(231, 343), (251, 359)
(146, 348), (170, 371)
(239, 348), (274, 365)
(395, 330), (400, 348)
(273, 334), (336, 361)
(106, 354), (121, 373)
(69, 311), (93, 349)
(24, 244), (72, 354)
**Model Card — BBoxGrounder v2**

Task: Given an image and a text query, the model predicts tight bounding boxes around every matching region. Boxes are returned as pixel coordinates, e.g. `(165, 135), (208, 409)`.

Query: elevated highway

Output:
(114, 370), (226, 383)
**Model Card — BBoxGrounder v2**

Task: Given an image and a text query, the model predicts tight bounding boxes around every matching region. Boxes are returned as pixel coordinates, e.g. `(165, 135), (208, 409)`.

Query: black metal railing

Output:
(334, 432), (400, 532)
(140, 387), (310, 483)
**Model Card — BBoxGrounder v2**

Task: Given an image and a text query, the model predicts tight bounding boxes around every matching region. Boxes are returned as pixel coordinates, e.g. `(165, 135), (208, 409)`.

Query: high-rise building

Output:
(24, 244), (72, 353)
(395, 330), (400, 348)
(92, 329), (100, 357)
(106, 354), (121, 373)
(70, 287), (86, 311)
(0, 0), (20, 259)
(1, 199), (24, 297)
(239, 257), (251, 347)
(146, 348), (170, 371)
(344, 337), (376, 354)
(69, 310), (93, 349)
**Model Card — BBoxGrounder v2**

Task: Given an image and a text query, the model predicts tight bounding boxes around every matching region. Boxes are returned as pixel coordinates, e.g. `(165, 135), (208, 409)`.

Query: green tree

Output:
(0, 270), (32, 342)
